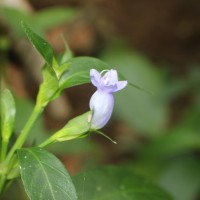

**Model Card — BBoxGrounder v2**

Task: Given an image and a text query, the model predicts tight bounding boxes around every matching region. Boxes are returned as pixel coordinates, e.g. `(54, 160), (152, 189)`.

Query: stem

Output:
(39, 136), (56, 148)
(0, 175), (6, 195)
(0, 155), (17, 196)
(1, 140), (8, 162)
(5, 105), (43, 164)
(0, 106), (43, 193)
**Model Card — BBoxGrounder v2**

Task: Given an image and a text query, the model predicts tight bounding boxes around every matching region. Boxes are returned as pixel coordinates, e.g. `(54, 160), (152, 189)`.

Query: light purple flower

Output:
(89, 69), (127, 129)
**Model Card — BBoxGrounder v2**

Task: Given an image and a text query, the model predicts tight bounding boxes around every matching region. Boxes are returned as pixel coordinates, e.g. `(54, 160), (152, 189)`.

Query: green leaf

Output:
(18, 147), (77, 200)
(53, 36), (73, 78)
(56, 111), (91, 141)
(35, 7), (78, 32)
(139, 128), (200, 162)
(2, 7), (78, 36)
(0, 89), (16, 140)
(21, 21), (54, 66)
(158, 156), (200, 200)
(36, 64), (59, 107)
(73, 166), (173, 200)
(2, 7), (32, 35)
(39, 111), (91, 147)
(54, 35), (73, 73)
(59, 57), (110, 89)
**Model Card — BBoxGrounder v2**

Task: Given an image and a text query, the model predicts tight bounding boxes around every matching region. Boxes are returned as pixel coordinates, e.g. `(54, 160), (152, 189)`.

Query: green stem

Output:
(1, 140), (8, 162)
(0, 105), (43, 193)
(0, 176), (6, 195)
(39, 136), (56, 148)
(5, 105), (43, 164)
(0, 155), (17, 196)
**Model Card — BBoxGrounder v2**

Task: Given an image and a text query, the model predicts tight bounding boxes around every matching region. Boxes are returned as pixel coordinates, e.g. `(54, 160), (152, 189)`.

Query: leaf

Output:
(18, 147), (77, 200)
(39, 112), (91, 147)
(36, 64), (59, 107)
(0, 89), (16, 140)
(21, 21), (54, 66)
(73, 166), (173, 200)
(54, 35), (73, 75)
(53, 35), (74, 78)
(139, 128), (200, 162)
(56, 111), (91, 141)
(3, 7), (78, 36)
(35, 7), (78, 32)
(158, 156), (200, 200)
(2, 7), (32, 35)
(59, 57), (110, 89)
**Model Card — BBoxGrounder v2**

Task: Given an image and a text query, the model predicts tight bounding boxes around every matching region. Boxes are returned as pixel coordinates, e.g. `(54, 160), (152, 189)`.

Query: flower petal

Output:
(109, 69), (118, 84)
(90, 69), (101, 88)
(101, 69), (118, 86)
(114, 80), (128, 92)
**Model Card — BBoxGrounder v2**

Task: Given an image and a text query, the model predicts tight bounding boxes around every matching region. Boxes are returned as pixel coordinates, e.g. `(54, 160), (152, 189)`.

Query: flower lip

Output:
(90, 69), (127, 93)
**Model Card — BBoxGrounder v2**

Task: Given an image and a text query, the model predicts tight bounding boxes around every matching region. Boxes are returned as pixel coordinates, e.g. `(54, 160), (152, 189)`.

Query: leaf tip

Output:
(128, 82), (154, 95)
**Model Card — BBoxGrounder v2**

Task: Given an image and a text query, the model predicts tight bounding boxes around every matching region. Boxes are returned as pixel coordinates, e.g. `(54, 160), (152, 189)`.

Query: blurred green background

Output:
(1, 0), (200, 200)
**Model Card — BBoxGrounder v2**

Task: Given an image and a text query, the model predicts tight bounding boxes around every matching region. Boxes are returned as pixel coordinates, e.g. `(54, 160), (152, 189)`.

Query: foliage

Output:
(0, 21), (172, 200)
(2, 6), (78, 36)
(100, 41), (200, 200)
(73, 166), (173, 200)
(2, 7), (200, 199)
(18, 147), (77, 200)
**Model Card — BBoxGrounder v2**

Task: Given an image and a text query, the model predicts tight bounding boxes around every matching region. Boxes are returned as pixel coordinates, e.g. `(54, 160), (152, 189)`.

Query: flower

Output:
(89, 69), (127, 129)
